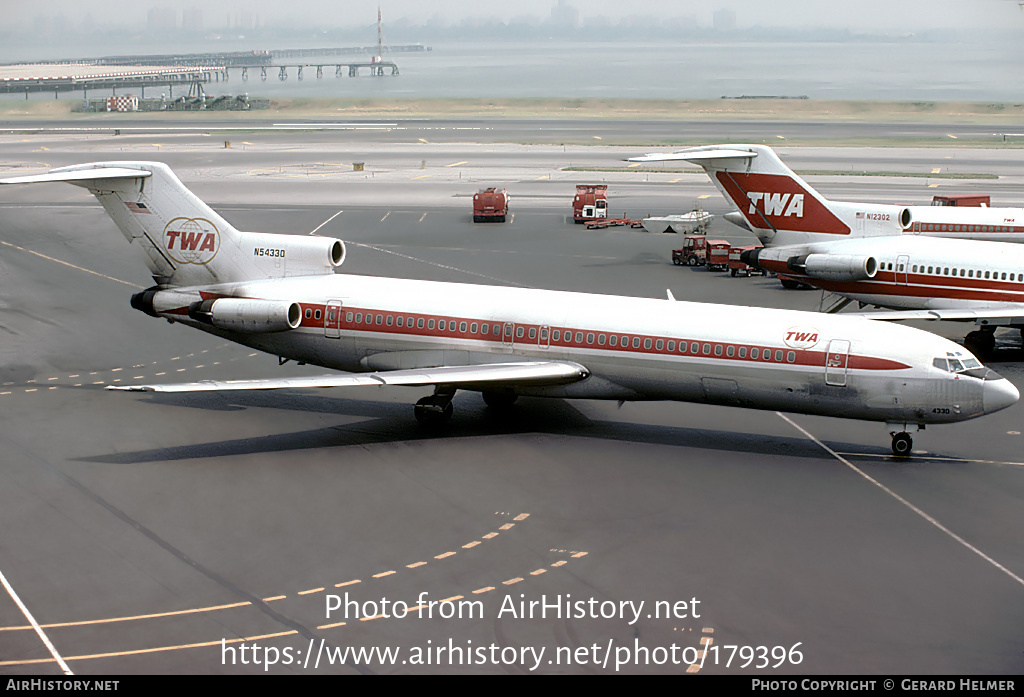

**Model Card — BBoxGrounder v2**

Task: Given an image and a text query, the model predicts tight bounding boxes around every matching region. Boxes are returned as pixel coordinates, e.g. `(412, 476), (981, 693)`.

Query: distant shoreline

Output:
(2, 97), (1022, 123)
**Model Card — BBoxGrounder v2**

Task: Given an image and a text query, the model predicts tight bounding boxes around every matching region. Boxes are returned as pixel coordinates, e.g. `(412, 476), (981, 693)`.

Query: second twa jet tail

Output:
(0, 162), (345, 288)
(628, 144), (902, 245)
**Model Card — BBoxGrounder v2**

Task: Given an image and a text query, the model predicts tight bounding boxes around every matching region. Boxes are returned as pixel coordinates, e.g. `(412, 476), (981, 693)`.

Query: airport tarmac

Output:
(0, 123), (1023, 675)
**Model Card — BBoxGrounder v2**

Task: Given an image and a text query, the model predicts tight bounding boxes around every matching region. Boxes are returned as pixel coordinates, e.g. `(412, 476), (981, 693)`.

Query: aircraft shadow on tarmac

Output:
(75, 390), (887, 465)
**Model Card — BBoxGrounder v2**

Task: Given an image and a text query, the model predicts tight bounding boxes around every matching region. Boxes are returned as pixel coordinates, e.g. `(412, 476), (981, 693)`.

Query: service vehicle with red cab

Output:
(573, 184), (609, 223)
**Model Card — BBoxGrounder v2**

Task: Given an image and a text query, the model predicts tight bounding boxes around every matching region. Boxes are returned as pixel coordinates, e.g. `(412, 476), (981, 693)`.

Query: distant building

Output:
(227, 11), (262, 31)
(148, 7), (177, 31)
(182, 7), (203, 32)
(550, 0), (581, 28)
(713, 8), (736, 31)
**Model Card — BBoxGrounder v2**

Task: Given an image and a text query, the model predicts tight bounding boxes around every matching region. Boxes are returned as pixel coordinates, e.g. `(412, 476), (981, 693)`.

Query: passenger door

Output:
(895, 255), (910, 285)
(825, 339), (851, 387)
(324, 300), (342, 339)
(502, 322), (516, 353)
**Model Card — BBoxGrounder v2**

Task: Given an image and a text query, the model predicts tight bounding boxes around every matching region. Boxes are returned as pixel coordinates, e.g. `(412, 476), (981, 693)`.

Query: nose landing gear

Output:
(887, 422), (922, 457)
(891, 432), (913, 456)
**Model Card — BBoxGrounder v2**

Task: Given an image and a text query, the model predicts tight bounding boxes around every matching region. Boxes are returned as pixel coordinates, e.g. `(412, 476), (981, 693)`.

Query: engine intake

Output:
(787, 254), (877, 281)
(244, 233), (346, 278)
(188, 298), (301, 333)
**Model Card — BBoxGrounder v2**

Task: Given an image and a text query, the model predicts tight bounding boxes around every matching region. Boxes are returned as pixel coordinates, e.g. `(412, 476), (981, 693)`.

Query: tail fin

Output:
(629, 144), (899, 244)
(1, 162), (344, 287)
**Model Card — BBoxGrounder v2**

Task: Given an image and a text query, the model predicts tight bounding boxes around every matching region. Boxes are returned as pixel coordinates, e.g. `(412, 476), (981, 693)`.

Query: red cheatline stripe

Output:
(171, 296), (908, 372)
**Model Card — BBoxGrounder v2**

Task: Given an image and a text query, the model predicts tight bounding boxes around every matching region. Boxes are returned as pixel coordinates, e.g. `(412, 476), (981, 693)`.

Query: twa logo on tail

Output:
(716, 172), (850, 235)
(749, 192), (804, 218)
(164, 217), (220, 265)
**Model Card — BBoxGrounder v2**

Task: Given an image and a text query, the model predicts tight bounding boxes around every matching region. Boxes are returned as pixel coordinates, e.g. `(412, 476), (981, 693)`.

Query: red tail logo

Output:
(716, 172), (850, 235)
(164, 217), (220, 265)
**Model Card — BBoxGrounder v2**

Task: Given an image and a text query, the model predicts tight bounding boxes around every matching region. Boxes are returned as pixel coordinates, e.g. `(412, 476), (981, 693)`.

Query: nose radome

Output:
(983, 376), (1020, 414)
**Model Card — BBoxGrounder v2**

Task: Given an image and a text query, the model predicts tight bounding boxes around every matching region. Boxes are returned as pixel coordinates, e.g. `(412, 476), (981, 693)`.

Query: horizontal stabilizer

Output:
(0, 167), (152, 185)
(107, 360), (590, 393)
(627, 148), (757, 164)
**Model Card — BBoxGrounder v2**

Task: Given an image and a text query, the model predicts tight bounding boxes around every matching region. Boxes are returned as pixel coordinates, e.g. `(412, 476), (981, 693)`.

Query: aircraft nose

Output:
(983, 374), (1020, 414)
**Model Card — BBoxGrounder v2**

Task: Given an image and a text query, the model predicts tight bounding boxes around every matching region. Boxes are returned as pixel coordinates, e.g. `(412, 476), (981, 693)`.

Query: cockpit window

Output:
(935, 353), (983, 373)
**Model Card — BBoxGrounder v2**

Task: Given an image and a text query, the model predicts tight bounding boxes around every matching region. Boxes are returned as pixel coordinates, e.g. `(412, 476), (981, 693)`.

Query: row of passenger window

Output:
(885, 261), (1022, 282)
(304, 307), (804, 364)
(547, 328), (798, 362)
(917, 223), (1017, 233)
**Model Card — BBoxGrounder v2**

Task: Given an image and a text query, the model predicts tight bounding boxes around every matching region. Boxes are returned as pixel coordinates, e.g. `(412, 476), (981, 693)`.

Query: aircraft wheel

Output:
(965, 330), (996, 356)
(414, 396), (454, 427)
(891, 432), (913, 457)
(482, 390), (518, 410)
(780, 278), (801, 289)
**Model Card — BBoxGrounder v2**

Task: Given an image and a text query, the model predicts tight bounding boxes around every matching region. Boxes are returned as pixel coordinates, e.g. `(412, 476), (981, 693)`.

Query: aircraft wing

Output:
(851, 308), (1024, 325)
(107, 360), (590, 393)
(626, 148), (757, 164)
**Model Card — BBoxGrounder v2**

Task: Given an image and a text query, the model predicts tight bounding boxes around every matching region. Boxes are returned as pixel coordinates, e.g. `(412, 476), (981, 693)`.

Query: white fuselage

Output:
(158, 273), (1008, 426)
(758, 235), (1024, 313)
(901, 205), (1024, 244)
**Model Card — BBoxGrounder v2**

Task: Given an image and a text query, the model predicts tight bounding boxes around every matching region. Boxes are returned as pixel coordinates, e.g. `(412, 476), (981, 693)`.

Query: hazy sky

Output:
(5, 0), (1020, 32)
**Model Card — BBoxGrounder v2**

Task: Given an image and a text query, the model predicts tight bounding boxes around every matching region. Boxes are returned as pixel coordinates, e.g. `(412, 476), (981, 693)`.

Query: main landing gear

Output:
(413, 389), (520, 427)
(887, 423), (922, 457)
(964, 327), (996, 356)
(482, 389), (518, 410)
(414, 389), (454, 427)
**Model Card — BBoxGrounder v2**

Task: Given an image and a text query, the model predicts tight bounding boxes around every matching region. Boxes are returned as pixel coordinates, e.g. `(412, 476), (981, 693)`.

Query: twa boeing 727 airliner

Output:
(629, 145), (1024, 353)
(0, 162), (1016, 455)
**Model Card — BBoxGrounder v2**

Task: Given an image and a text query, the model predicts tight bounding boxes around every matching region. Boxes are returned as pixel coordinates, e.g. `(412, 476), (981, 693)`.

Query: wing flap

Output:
(107, 360), (590, 394)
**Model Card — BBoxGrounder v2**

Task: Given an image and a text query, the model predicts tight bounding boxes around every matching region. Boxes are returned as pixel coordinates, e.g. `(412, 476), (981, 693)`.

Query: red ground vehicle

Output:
(931, 194), (990, 207)
(473, 188), (509, 222)
(728, 244), (767, 277)
(706, 240), (731, 271)
(573, 184), (608, 223)
(672, 236), (730, 268)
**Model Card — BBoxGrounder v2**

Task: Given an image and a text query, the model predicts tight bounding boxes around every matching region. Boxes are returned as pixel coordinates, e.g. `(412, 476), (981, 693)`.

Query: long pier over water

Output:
(0, 46), (419, 97)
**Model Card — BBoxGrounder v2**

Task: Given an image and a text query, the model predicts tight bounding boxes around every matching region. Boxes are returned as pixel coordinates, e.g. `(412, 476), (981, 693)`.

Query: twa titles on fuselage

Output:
(0, 162), (1016, 456)
(629, 145), (1024, 353)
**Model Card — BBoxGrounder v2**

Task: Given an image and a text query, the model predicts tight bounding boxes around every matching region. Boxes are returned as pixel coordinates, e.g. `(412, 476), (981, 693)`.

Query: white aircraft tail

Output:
(0, 162), (344, 287)
(629, 144), (901, 244)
